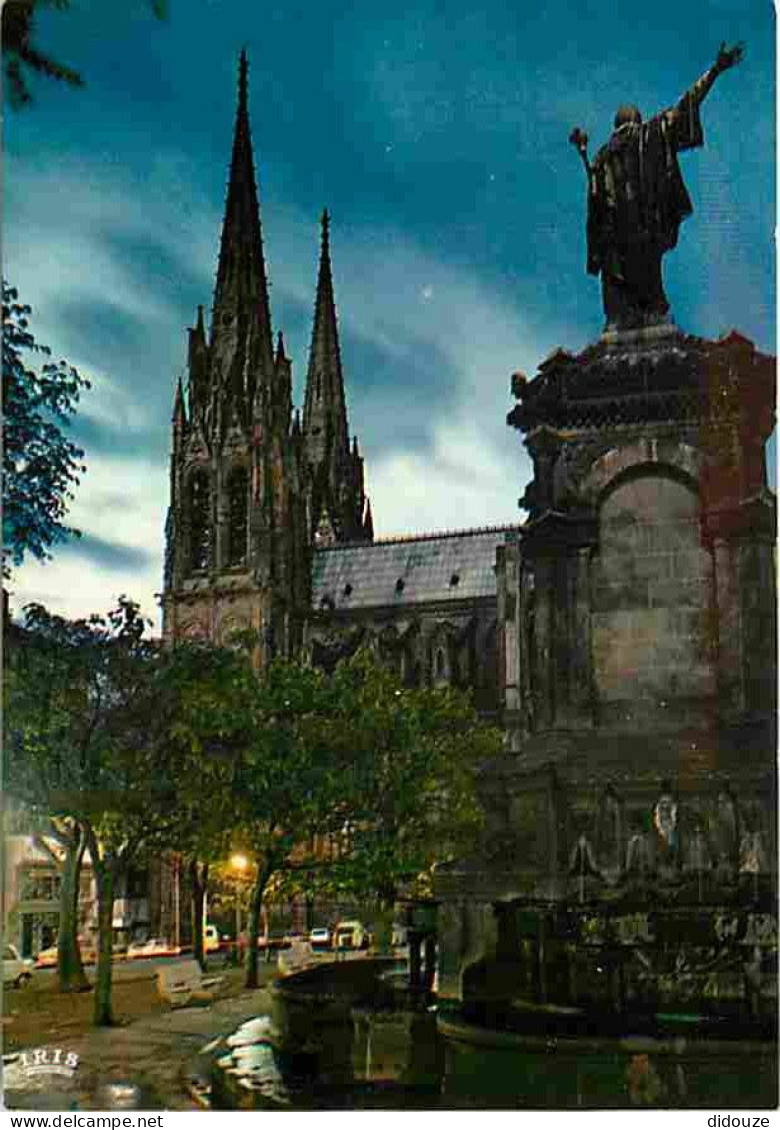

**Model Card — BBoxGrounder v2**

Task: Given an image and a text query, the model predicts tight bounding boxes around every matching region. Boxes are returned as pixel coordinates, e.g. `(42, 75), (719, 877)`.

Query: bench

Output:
(157, 960), (224, 1008)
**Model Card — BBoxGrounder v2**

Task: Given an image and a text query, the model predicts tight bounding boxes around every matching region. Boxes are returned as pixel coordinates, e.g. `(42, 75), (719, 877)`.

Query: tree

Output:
(2, 1), (167, 109)
(312, 650), (502, 914)
(2, 281), (89, 576)
(4, 598), (174, 1024)
(234, 659), (357, 988)
(152, 641), (248, 970)
(171, 645), (502, 986)
(168, 652), (359, 988)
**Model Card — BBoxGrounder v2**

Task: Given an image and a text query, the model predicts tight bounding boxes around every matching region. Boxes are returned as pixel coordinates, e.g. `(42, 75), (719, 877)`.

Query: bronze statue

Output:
(570, 43), (744, 331)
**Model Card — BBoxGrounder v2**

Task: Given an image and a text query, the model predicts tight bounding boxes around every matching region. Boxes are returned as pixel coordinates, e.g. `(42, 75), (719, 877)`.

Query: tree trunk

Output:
(93, 864), (115, 1027)
(189, 858), (208, 971)
(57, 828), (89, 992)
(245, 872), (269, 989)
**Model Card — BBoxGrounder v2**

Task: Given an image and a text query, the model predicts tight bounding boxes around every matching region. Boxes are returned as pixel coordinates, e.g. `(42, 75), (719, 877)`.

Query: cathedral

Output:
(161, 51), (511, 714)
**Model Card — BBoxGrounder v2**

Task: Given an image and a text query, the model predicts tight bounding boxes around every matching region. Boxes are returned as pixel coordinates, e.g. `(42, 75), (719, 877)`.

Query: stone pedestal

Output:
(436, 327), (777, 1014)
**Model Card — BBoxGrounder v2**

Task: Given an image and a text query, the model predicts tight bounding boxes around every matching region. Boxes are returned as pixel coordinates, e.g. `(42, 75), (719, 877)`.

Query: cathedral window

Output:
(435, 647), (447, 682)
(188, 469), (211, 572)
(226, 465), (249, 567)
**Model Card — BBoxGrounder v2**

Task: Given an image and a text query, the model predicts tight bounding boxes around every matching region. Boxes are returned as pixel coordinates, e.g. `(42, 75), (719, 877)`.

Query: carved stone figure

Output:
(570, 43), (744, 329)
(595, 786), (623, 882)
(653, 788), (679, 852)
(711, 787), (740, 873)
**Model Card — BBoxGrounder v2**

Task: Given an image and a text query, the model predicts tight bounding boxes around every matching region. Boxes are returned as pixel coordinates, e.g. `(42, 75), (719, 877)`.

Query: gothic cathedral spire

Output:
(302, 210), (372, 544)
(163, 58), (372, 658)
(303, 209), (349, 465)
(163, 51), (308, 661)
(209, 49), (274, 423)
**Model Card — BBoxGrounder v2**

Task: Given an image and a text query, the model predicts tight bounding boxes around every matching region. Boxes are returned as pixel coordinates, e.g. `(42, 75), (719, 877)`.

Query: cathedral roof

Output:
(311, 524), (521, 611)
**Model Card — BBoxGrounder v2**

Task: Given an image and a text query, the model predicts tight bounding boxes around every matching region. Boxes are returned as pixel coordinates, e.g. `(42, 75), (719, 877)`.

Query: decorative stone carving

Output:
(594, 786), (623, 882)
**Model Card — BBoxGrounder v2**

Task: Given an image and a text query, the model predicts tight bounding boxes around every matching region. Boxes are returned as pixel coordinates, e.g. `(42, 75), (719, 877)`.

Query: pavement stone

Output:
(6, 978), (277, 1111)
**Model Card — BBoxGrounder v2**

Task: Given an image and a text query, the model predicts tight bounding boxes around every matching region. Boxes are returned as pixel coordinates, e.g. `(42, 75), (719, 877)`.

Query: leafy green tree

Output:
(2, 281), (89, 576)
(311, 649), (502, 915)
(4, 599), (174, 1025)
(235, 660), (359, 988)
(152, 641), (248, 970)
(168, 651), (358, 988)
(2, 1), (167, 108)
(172, 645), (500, 984)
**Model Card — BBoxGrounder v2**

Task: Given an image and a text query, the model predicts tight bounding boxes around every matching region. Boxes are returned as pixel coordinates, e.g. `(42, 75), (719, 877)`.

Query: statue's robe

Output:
(587, 93), (705, 324)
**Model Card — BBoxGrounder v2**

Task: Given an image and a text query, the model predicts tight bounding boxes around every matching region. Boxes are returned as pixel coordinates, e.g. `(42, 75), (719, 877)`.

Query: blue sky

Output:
(5, 0), (775, 626)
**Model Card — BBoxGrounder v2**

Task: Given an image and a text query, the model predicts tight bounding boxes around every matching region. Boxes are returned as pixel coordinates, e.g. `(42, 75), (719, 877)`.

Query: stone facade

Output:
(162, 53), (504, 708)
(162, 53), (371, 661)
(308, 526), (515, 717)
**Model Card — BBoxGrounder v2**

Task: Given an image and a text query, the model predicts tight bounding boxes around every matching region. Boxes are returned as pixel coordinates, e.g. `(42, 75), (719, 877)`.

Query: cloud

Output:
(7, 446), (167, 625)
(55, 533), (155, 573)
(5, 149), (545, 628)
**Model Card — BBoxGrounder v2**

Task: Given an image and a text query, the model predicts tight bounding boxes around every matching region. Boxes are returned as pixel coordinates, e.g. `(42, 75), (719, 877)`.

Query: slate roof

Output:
(311, 525), (521, 612)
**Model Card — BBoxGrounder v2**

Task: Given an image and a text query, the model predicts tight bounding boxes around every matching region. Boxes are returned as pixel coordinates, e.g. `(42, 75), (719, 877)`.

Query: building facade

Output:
(161, 52), (506, 704)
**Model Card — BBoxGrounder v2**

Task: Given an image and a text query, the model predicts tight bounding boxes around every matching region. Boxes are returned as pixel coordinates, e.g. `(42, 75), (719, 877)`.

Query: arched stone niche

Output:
(581, 440), (702, 504)
(590, 468), (716, 722)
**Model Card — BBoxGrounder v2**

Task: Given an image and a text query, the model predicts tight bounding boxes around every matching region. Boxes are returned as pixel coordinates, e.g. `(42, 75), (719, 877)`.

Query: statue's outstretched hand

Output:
(715, 41), (745, 73)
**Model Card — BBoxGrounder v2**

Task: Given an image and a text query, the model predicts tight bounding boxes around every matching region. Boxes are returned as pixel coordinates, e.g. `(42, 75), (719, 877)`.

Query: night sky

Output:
(5, 0), (775, 626)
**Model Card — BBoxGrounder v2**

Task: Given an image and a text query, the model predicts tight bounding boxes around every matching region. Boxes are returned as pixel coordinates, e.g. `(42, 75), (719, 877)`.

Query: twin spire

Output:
(180, 50), (371, 543)
(207, 47), (275, 423)
(303, 208), (350, 464)
(191, 50), (348, 441)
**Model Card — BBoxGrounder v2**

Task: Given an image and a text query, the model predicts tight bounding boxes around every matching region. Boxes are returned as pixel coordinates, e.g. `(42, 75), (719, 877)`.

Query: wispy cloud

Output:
(6, 149), (560, 625)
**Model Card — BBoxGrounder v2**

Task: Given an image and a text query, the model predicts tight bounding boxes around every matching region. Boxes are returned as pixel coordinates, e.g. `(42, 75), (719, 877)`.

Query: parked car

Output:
(204, 924), (221, 953)
(257, 933), (292, 951)
(3, 944), (34, 987)
(332, 920), (368, 950)
(126, 938), (175, 960)
(309, 927), (331, 949)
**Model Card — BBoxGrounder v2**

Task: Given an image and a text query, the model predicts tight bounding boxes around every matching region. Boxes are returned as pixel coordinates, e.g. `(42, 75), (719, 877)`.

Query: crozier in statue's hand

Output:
(569, 127), (588, 154)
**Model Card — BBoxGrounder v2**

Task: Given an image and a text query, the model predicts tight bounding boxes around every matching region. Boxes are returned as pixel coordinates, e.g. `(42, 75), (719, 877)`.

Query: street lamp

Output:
(230, 854), (249, 953)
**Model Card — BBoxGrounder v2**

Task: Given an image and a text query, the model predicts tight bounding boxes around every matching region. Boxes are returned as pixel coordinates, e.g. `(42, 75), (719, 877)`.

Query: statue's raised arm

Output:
(685, 41), (745, 109)
(570, 43), (744, 332)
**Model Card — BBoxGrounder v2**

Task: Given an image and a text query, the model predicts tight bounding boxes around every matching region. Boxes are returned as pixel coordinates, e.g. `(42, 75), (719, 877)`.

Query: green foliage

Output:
(153, 640), (251, 863)
(2, 1), (82, 108)
(4, 597), (173, 860)
(165, 648), (353, 878)
(311, 648), (502, 904)
(4, 597), (178, 1018)
(2, 281), (90, 575)
(159, 643), (500, 907)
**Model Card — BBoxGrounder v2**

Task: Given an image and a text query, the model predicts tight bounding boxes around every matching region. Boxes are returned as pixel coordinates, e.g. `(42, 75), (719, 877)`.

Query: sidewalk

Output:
(5, 970), (278, 1111)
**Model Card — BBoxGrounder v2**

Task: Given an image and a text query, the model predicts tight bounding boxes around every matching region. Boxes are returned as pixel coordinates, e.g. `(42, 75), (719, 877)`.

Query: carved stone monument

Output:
(435, 45), (777, 1072)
